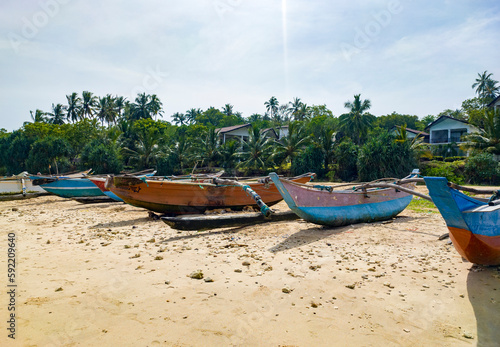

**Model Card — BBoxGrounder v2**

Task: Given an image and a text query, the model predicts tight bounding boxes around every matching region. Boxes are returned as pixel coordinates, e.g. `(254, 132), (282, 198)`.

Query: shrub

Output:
(357, 131), (418, 181)
(419, 160), (466, 184)
(80, 139), (123, 174)
(292, 145), (324, 176)
(464, 153), (500, 185)
(332, 139), (358, 181)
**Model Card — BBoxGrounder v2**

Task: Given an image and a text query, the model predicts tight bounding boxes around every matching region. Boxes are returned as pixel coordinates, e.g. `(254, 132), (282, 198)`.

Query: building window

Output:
(450, 128), (467, 143)
(431, 130), (448, 143)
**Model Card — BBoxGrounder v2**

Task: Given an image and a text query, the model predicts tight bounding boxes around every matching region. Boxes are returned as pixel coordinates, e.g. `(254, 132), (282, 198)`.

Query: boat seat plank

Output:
(463, 204), (500, 213)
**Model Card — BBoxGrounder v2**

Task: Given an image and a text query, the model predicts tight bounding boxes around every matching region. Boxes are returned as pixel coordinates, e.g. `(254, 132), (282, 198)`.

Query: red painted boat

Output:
(107, 173), (315, 214)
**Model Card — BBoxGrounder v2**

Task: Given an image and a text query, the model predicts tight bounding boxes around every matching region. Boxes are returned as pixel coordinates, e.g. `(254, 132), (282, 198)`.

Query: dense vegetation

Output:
(1, 71), (499, 184)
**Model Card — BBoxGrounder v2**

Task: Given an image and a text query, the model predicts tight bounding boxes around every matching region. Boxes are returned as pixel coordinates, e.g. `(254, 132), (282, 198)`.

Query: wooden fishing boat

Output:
(32, 177), (106, 198)
(0, 172), (45, 195)
(88, 177), (123, 202)
(269, 172), (416, 227)
(424, 177), (500, 265)
(88, 171), (157, 202)
(107, 172), (315, 214)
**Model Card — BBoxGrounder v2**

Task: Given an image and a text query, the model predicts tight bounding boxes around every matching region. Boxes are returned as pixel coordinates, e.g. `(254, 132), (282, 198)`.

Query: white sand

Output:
(1, 190), (499, 346)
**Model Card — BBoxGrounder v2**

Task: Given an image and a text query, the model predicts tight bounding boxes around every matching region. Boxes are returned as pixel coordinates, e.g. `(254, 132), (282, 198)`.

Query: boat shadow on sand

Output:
(467, 265), (500, 346)
(269, 225), (350, 253)
(267, 215), (432, 253)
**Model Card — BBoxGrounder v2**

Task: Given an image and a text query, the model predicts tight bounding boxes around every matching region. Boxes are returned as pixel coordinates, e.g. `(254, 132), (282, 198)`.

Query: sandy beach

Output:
(1, 187), (500, 346)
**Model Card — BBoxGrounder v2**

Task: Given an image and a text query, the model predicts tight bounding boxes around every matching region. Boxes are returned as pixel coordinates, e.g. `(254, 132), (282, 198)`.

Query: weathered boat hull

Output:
(108, 174), (314, 214)
(88, 177), (123, 202)
(38, 178), (105, 198)
(0, 178), (45, 195)
(424, 177), (500, 265)
(162, 210), (300, 231)
(269, 173), (414, 227)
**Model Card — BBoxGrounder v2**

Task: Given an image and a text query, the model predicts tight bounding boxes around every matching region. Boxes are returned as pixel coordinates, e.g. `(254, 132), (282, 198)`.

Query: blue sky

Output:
(1, 0), (499, 131)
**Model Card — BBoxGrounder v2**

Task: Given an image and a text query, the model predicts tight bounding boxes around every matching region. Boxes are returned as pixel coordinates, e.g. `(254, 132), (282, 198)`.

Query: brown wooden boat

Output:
(107, 173), (315, 214)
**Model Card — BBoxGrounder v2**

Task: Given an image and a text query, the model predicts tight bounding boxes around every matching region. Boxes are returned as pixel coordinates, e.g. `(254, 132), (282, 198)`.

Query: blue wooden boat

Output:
(269, 172), (416, 227)
(424, 177), (500, 265)
(31, 176), (105, 198)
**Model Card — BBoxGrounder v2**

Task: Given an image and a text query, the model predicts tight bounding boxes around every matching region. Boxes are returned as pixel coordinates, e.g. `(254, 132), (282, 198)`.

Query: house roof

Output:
(392, 125), (429, 136)
(487, 94), (500, 108)
(215, 123), (251, 134)
(261, 128), (278, 138)
(424, 115), (469, 130)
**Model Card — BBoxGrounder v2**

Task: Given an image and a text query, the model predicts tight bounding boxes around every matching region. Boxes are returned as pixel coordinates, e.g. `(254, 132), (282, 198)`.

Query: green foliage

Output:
(375, 112), (422, 131)
(419, 160), (466, 184)
(26, 136), (72, 174)
(464, 153), (500, 185)
(339, 94), (375, 145)
(332, 138), (358, 182)
(79, 139), (122, 174)
(236, 125), (274, 175)
(357, 130), (417, 181)
(291, 145), (324, 176)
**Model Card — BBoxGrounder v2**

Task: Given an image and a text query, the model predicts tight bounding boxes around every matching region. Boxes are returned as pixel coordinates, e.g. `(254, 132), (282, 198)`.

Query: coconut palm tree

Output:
(81, 91), (97, 119)
(222, 104), (234, 117)
(168, 136), (191, 171)
(149, 94), (163, 120)
(220, 139), (239, 171)
(30, 109), (47, 123)
(66, 92), (82, 123)
(186, 108), (202, 124)
(462, 110), (500, 155)
(236, 125), (274, 174)
(130, 93), (151, 120)
(115, 96), (127, 120)
(172, 112), (187, 126)
(96, 94), (117, 126)
(289, 97), (302, 115)
(472, 71), (499, 104)
(314, 126), (335, 173)
(273, 121), (310, 168)
(339, 94), (374, 145)
(47, 103), (66, 125)
(123, 128), (162, 169)
(264, 96), (279, 122)
(195, 127), (221, 168)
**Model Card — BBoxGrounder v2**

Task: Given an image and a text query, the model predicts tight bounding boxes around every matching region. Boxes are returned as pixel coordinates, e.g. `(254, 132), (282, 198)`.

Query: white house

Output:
(424, 116), (478, 144)
(488, 95), (500, 114)
(390, 126), (429, 143)
(215, 124), (278, 144)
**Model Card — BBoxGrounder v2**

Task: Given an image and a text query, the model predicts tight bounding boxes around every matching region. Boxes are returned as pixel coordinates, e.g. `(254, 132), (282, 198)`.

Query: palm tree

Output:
(130, 93), (151, 120)
(472, 71), (500, 104)
(66, 92), (82, 123)
(168, 136), (191, 171)
(314, 126), (335, 173)
(172, 112), (187, 126)
(30, 109), (47, 123)
(123, 128), (162, 169)
(222, 104), (234, 117)
(236, 125), (274, 174)
(339, 94), (374, 145)
(220, 139), (239, 171)
(47, 103), (66, 125)
(197, 127), (221, 168)
(81, 91), (97, 119)
(289, 97), (302, 115)
(264, 96), (279, 122)
(115, 96), (127, 120)
(186, 108), (202, 124)
(273, 121), (310, 168)
(149, 94), (163, 120)
(96, 94), (117, 126)
(462, 110), (500, 155)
